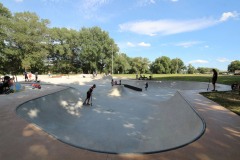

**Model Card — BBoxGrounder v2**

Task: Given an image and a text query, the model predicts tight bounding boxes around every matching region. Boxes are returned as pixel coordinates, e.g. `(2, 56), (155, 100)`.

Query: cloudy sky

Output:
(2, 0), (240, 70)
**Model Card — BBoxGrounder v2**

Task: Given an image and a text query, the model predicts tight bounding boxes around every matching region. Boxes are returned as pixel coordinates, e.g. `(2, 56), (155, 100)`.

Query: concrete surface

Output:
(0, 74), (239, 160)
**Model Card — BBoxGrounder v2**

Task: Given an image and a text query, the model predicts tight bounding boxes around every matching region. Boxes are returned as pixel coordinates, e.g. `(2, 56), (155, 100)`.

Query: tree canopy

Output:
(228, 60), (240, 72)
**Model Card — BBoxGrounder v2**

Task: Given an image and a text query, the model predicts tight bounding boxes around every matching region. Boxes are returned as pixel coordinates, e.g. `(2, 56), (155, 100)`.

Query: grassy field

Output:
(113, 74), (240, 85)
(113, 74), (240, 115)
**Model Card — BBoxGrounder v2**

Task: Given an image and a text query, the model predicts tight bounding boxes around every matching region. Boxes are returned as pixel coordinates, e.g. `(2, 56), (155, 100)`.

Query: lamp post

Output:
(111, 44), (113, 75)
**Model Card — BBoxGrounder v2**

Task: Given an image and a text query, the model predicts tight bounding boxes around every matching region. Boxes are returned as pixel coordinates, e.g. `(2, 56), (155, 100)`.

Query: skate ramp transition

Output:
(16, 82), (206, 154)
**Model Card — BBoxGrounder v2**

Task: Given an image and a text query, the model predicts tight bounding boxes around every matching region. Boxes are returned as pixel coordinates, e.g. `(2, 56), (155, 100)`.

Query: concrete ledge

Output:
(123, 84), (142, 91)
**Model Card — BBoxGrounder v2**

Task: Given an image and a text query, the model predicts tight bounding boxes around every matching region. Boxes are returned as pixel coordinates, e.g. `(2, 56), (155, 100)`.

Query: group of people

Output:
(111, 79), (121, 86)
(24, 71), (38, 82)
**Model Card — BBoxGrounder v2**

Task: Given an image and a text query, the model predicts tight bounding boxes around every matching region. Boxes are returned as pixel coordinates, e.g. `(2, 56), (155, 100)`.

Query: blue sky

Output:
(1, 0), (240, 71)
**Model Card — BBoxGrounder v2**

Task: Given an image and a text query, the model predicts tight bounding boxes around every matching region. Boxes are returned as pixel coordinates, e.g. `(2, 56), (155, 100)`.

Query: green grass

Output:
(201, 91), (240, 115)
(113, 74), (240, 85)
(113, 74), (240, 115)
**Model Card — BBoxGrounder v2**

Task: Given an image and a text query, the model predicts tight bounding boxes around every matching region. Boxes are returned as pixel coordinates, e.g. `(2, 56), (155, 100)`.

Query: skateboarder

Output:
(83, 84), (96, 105)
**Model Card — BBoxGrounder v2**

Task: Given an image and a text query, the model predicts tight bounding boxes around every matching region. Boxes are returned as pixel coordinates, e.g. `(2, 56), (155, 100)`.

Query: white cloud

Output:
(119, 11), (239, 36)
(188, 60), (209, 64)
(217, 58), (232, 63)
(175, 41), (201, 48)
(138, 42), (151, 47)
(15, 0), (24, 2)
(126, 41), (151, 47)
(119, 18), (217, 36)
(127, 42), (135, 47)
(170, 0), (179, 2)
(219, 11), (239, 22)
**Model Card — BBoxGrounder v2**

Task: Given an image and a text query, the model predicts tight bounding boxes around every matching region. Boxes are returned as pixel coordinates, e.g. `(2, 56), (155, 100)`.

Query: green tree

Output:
(150, 56), (171, 74)
(78, 27), (118, 74)
(46, 27), (77, 74)
(170, 58), (185, 74)
(128, 57), (150, 74)
(197, 67), (214, 74)
(187, 64), (196, 74)
(228, 60), (240, 72)
(5, 12), (50, 74)
(114, 53), (131, 74)
(0, 3), (12, 74)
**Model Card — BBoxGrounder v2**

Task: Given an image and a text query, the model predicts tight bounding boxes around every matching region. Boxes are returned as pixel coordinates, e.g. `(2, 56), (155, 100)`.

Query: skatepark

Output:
(0, 75), (239, 160)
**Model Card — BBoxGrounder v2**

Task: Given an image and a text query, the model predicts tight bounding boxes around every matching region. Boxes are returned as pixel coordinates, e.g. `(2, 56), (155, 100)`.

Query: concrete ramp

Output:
(108, 85), (127, 97)
(16, 86), (205, 154)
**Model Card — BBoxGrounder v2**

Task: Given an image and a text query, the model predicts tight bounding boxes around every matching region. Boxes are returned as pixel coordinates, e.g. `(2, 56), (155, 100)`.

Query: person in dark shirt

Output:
(212, 69), (218, 91)
(145, 82), (148, 90)
(83, 84), (96, 105)
(24, 71), (28, 82)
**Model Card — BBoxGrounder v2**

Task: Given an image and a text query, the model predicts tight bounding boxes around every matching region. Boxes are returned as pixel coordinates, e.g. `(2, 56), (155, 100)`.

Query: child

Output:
(83, 84), (96, 105)
(145, 82), (148, 90)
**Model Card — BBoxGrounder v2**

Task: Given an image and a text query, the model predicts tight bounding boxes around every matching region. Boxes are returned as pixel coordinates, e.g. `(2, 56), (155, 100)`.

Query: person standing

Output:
(212, 69), (218, 91)
(83, 84), (96, 105)
(145, 82), (148, 90)
(35, 72), (38, 82)
(24, 71), (28, 82)
(48, 71), (51, 78)
(111, 79), (114, 86)
(28, 72), (32, 81)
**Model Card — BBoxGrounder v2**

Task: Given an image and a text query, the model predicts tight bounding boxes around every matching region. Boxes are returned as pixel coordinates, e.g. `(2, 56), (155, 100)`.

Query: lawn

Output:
(201, 91), (240, 116)
(113, 74), (240, 115)
(113, 74), (240, 85)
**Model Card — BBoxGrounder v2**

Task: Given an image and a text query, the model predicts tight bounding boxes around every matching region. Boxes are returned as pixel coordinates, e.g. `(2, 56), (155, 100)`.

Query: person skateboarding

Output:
(83, 84), (96, 105)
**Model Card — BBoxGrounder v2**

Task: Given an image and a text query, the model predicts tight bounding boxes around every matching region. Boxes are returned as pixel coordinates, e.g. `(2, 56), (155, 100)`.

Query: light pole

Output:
(111, 44), (113, 75)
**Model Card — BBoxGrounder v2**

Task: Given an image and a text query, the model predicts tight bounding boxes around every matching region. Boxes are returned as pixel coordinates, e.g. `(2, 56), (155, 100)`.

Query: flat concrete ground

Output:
(0, 75), (239, 160)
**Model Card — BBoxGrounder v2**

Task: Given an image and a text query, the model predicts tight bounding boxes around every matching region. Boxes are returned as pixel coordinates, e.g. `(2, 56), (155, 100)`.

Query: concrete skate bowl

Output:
(16, 81), (206, 154)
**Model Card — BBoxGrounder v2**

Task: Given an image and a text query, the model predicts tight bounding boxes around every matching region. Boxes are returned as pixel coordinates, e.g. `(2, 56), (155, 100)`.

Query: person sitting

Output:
(0, 76), (14, 94)
(31, 83), (41, 89)
(231, 82), (239, 91)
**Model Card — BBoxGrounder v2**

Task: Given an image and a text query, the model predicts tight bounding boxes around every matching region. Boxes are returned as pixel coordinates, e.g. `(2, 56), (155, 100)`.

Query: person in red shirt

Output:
(83, 84), (96, 105)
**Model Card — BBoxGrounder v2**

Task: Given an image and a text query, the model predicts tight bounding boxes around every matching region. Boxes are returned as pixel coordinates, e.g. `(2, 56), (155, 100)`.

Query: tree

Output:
(187, 64), (196, 74)
(228, 60), (240, 72)
(46, 27), (76, 74)
(78, 27), (118, 74)
(0, 3), (12, 74)
(150, 56), (171, 74)
(3, 11), (50, 74)
(113, 53), (131, 74)
(170, 58), (185, 74)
